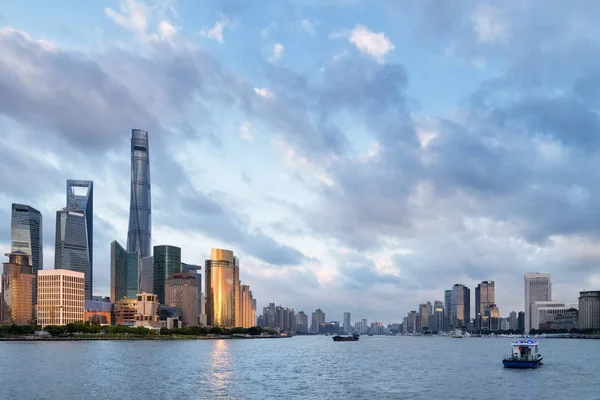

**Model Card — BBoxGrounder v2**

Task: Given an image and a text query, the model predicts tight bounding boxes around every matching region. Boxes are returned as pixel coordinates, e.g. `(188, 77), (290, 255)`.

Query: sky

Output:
(1, 0), (600, 324)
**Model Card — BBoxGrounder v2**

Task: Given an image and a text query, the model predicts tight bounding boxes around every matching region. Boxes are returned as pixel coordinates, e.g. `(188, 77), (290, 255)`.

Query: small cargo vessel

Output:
(502, 340), (543, 369)
(332, 334), (360, 342)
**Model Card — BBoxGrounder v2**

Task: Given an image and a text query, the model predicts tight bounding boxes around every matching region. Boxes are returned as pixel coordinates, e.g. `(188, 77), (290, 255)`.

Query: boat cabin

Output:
(510, 340), (540, 360)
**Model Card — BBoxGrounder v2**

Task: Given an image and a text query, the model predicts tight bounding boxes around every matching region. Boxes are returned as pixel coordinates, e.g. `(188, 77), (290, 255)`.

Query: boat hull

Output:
(502, 358), (543, 369)
(332, 336), (359, 342)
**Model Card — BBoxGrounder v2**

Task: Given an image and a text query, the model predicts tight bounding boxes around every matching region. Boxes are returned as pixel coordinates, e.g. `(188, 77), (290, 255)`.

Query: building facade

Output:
(37, 269), (85, 327)
(134, 292), (160, 328)
(110, 240), (138, 302)
(153, 245), (182, 305)
(311, 309), (325, 333)
(343, 312), (351, 334)
(127, 129), (152, 258)
(433, 301), (444, 332)
(139, 256), (154, 294)
(524, 273), (551, 334)
(1, 252), (35, 325)
(518, 311), (525, 333)
(181, 263), (203, 322)
(475, 281), (495, 330)
(452, 284), (470, 330)
(444, 289), (453, 331)
(296, 311), (309, 333)
(509, 311), (517, 331)
(578, 291), (600, 330)
(114, 297), (137, 326)
(205, 249), (239, 328)
(530, 301), (576, 331)
(419, 303), (429, 331)
(11, 204), (43, 307)
(239, 284), (256, 328)
(165, 272), (199, 326)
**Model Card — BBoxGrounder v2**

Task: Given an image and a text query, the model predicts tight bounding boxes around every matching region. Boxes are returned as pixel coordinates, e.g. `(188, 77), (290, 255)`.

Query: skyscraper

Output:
(419, 303), (429, 331)
(110, 240), (138, 301)
(139, 256), (154, 294)
(524, 273), (551, 334)
(127, 129), (152, 258)
(166, 272), (199, 326)
(444, 289), (453, 331)
(55, 182), (93, 300)
(433, 300), (444, 332)
(153, 245), (181, 304)
(11, 204), (42, 306)
(578, 291), (600, 330)
(311, 309), (325, 333)
(1, 252), (35, 325)
(239, 284), (256, 328)
(452, 284), (470, 330)
(343, 312), (351, 334)
(509, 311), (517, 331)
(475, 281), (495, 330)
(205, 248), (239, 328)
(182, 263), (203, 321)
(37, 269), (84, 327)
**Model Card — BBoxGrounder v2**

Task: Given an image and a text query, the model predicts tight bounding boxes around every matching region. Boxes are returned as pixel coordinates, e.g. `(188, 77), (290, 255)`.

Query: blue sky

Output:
(1, 0), (600, 324)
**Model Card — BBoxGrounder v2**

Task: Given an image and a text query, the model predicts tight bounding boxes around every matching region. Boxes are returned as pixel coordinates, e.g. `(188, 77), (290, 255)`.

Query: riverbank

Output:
(0, 334), (288, 341)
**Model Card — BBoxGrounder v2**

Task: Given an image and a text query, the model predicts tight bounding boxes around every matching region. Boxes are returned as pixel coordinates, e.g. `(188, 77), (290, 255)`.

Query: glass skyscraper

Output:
(205, 249), (239, 328)
(127, 129), (152, 258)
(11, 204), (42, 304)
(153, 245), (181, 304)
(110, 240), (138, 301)
(55, 180), (93, 300)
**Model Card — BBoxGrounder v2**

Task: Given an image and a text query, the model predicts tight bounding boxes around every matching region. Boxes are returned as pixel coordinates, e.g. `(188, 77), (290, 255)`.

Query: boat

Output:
(502, 340), (543, 369)
(333, 334), (360, 342)
(452, 329), (464, 338)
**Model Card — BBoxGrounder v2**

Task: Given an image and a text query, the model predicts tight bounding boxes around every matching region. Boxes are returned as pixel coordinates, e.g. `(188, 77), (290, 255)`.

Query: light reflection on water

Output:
(208, 340), (232, 397)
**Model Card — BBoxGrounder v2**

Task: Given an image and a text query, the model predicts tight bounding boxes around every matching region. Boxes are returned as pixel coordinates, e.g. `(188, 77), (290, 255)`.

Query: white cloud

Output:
(200, 16), (231, 44)
(238, 121), (254, 142)
(268, 42), (284, 62)
(347, 24), (395, 63)
(472, 4), (508, 44)
(300, 19), (319, 36)
(105, 0), (177, 43)
(254, 87), (275, 99)
(260, 22), (277, 39)
(417, 131), (437, 148)
(157, 20), (177, 40)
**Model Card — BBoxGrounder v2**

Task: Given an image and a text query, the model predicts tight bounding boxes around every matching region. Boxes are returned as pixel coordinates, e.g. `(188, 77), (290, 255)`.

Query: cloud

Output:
(105, 0), (177, 43)
(253, 87), (275, 99)
(471, 4), (508, 44)
(348, 24), (395, 63)
(200, 16), (231, 44)
(267, 42), (284, 62)
(300, 19), (319, 36)
(238, 121), (253, 141)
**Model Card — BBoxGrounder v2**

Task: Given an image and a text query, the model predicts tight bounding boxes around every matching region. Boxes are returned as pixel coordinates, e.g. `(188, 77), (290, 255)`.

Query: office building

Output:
(110, 240), (138, 302)
(509, 311), (517, 331)
(343, 312), (351, 334)
(114, 297), (137, 326)
(530, 301), (576, 331)
(452, 284), (470, 329)
(444, 289), (453, 331)
(356, 318), (368, 334)
(182, 263), (203, 322)
(127, 129), (152, 258)
(311, 309), (325, 333)
(205, 249), (239, 328)
(524, 273), (551, 334)
(296, 311), (309, 333)
(484, 304), (500, 331)
(406, 311), (418, 333)
(553, 308), (578, 330)
(55, 181), (93, 300)
(153, 245), (181, 304)
(11, 204), (43, 307)
(166, 272), (199, 326)
(371, 321), (384, 335)
(134, 292), (160, 328)
(37, 269), (85, 327)
(578, 291), (600, 330)
(240, 284), (256, 328)
(518, 311), (525, 333)
(139, 256), (154, 294)
(84, 299), (112, 325)
(475, 281), (495, 330)
(419, 303), (429, 331)
(1, 252), (35, 325)
(433, 300), (444, 332)
(500, 318), (510, 331)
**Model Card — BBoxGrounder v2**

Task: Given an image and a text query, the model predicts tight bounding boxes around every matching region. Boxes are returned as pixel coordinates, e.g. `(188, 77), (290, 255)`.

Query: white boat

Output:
(452, 329), (464, 338)
(502, 340), (543, 369)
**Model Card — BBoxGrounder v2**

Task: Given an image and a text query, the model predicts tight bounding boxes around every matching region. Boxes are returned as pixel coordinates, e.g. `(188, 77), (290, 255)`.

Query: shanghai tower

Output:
(127, 129), (152, 258)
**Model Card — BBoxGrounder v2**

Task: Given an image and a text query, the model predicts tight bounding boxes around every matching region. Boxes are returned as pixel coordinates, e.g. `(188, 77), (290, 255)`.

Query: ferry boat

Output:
(502, 340), (543, 369)
(452, 330), (464, 338)
(332, 333), (360, 342)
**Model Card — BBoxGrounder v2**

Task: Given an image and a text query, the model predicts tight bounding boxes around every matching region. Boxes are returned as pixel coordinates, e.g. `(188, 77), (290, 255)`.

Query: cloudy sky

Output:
(1, 0), (599, 324)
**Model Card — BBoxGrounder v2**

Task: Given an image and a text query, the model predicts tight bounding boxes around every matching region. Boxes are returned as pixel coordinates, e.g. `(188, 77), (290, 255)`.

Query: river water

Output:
(0, 336), (598, 399)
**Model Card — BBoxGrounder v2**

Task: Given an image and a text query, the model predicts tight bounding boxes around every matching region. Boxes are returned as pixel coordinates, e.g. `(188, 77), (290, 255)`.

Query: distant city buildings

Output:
(311, 309), (325, 333)
(343, 311), (351, 334)
(524, 273), (552, 334)
(530, 301), (576, 331)
(509, 311), (517, 331)
(296, 311), (308, 333)
(1, 252), (35, 325)
(37, 269), (85, 327)
(578, 291), (600, 330)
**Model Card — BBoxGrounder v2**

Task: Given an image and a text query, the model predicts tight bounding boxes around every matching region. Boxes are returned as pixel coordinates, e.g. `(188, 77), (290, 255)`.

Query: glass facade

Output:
(452, 284), (470, 330)
(110, 241), (139, 302)
(475, 281), (495, 330)
(140, 256), (154, 294)
(205, 249), (239, 328)
(153, 245), (181, 304)
(11, 204), (43, 306)
(1, 252), (35, 325)
(127, 129), (152, 258)
(182, 263), (203, 319)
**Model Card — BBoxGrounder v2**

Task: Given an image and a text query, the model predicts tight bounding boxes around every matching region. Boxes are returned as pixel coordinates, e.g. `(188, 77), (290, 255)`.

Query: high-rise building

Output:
(166, 272), (199, 326)
(444, 290), (453, 331)
(524, 273), (551, 334)
(452, 284), (470, 330)
(530, 301), (576, 331)
(139, 256), (154, 294)
(484, 304), (500, 330)
(239, 284), (256, 328)
(433, 300), (444, 332)
(182, 263), (203, 322)
(11, 204), (43, 307)
(55, 181), (93, 300)
(296, 311), (309, 333)
(1, 252), (35, 325)
(343, 312), (351, 334)
(205, 249), (239, 328)
(110, 240), (138, 302)
(127, 129), (152, 258)
(311, 309), (325, 333)
(37, 269), (85, 327)
(518, 311), (525, 333)
(578, 291), (600, 330)
(509, 311), (517, 331)
(153, 245), (181, 304)
(475, 281), (495, 330)
(419, 303), (429, 331)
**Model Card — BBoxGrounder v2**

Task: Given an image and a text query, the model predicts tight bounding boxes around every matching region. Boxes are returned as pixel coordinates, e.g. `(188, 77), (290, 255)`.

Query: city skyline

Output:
(1, 0), (600, 322)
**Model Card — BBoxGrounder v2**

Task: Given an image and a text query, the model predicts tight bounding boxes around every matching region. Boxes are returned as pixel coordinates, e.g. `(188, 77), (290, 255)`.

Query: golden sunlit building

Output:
(37, 269), (85, 327)
(114, 297), (137, 326)
(205, 248), (239, 328)
(240, 284), (256, 328)
(1, 252), (35, 325)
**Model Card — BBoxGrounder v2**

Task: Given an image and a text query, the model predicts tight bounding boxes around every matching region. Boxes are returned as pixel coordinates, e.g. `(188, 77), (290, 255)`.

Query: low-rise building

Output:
(134, 293), (160, 328)
(114, 297), (137, 326)
(37, 269), (85, 327)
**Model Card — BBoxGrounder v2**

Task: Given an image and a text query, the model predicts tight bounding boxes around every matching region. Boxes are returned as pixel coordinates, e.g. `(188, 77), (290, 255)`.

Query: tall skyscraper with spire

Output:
(55, 180), (93, 300)
(127, 129), (152, 259)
